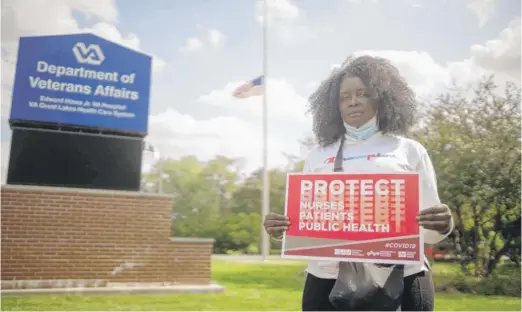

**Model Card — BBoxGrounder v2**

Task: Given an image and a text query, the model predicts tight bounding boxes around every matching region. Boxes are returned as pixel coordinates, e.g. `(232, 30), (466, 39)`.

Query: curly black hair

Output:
(307, 55), (417, 147)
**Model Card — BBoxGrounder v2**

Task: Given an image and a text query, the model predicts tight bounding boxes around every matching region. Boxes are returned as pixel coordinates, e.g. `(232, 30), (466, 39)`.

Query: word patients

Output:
(299, 177), (406, 234)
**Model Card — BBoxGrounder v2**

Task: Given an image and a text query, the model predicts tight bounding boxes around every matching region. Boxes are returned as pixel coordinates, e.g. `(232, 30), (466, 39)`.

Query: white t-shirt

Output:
(302, 132), (453, 278)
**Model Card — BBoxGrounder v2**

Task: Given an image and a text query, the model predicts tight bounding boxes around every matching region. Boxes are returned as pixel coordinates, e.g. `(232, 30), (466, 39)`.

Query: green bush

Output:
(475, 275), (521, 297)
(432, 262), (520, 297)
(246, 243), (259, 255)
(449, 270), (521, 297)
(450, 274), (481, 294)
(225, 249), (243, 255)
(270, 248), (282, 255)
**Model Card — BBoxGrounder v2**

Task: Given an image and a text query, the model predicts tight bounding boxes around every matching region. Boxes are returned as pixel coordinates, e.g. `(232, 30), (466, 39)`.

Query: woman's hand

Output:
(263, 212), (291, 238)
(417, 204), (452, 234)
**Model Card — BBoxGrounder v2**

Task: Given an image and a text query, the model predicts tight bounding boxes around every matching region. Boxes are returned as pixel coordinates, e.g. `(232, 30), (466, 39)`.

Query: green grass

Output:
(2, 260), (521, 311)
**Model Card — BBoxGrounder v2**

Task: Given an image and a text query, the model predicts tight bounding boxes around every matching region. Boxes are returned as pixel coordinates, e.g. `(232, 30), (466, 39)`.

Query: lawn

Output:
(2, 260), (521, 311)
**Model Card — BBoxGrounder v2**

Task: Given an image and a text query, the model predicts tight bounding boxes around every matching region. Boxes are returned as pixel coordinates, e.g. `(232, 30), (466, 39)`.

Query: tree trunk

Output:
(485, 237), (512, 277)
(454, 203), (468, 263)
(471, 202), (481, 276)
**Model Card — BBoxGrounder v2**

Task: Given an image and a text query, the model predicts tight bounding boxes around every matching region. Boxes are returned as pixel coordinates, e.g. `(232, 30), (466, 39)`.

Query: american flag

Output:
(232, 75), (264, 98)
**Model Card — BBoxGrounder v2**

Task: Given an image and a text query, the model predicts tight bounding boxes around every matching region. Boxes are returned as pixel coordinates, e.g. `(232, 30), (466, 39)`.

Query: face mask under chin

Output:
(343, 116), (378, 141)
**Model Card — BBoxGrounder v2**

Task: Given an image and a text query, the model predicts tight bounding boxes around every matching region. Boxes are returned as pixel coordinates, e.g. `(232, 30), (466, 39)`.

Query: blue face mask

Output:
(344, 117), (378, 141)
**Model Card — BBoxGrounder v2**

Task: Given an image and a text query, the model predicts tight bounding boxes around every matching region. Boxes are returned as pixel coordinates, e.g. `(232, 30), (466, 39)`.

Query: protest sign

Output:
(281, 173), (423, 265)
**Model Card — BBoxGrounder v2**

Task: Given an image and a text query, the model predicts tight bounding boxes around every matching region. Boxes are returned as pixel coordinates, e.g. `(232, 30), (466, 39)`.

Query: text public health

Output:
(30, 61), (140, 101)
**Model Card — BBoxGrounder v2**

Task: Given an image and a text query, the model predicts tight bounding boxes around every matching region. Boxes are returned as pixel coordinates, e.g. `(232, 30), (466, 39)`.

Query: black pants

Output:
(302, 271), (435, 311)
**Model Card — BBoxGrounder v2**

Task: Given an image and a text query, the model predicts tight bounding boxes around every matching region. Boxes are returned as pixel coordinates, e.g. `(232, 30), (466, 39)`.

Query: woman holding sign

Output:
(264, 55), (453, 311)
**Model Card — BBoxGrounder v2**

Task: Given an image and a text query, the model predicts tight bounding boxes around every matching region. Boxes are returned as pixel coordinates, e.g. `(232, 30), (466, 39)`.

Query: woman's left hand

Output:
(417, 204), (452, 234)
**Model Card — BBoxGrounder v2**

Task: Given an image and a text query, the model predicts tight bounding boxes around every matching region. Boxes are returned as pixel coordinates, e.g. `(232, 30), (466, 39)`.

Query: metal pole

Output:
(261, 0), (270, 262)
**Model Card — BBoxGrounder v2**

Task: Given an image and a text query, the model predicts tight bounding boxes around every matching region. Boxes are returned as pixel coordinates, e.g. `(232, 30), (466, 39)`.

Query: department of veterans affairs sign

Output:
(282, 173), (424, 265)
(10, 33), (152, 134)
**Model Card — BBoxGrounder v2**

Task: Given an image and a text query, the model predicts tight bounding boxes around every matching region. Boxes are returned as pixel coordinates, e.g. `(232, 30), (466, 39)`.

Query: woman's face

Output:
(339, 75), (377, 128)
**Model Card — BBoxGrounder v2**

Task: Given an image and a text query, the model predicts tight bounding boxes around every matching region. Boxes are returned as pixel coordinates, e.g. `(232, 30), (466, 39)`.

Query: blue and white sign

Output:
(10, 33), (152, 134)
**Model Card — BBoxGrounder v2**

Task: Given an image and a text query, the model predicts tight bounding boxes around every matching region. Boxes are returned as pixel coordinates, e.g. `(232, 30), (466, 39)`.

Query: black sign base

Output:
(7, 127), (143, 192)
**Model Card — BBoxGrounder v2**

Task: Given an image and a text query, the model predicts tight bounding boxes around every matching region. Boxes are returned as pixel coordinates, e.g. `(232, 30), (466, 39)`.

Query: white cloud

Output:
(1, 0), (165, 72)
(208, 29), (227, 47)
(306, 81), (319, 91)
(87, 22), (141, 50)
(255, 0), (300, 25)
(146, 109), (291, 173)
(0, 0), (166, 118)
(196, 78), (310, 124)
(410, 0), (497, 26)
(326, 16), (520, 103)
(352, 50), (471, 99)
(410, 1), (423, 8)
(1, 59), (16, 117)
(179, 37), (204, 52)
(179, 27), (227, 52)
(1, 0), (117, 42)
(330, 51), (460, 101)
(138, 77), (313, 174)
(346, 0), (380, 4)
(254, 0), (317, 44)
(466, 0), (497, 27)
(0, 141), (11, 185)
(156, 12), (518, 173)
(85, 23), (165, 72)
(470, 17), (521, 81)
(65, 0), (120, 22)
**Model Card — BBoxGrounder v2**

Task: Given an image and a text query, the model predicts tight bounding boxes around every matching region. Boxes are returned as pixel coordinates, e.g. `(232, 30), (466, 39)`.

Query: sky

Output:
(1, 0), (520, 183)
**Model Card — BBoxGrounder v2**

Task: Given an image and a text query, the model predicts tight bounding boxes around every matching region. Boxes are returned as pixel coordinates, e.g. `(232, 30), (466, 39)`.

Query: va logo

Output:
(72, 42), (105, 66)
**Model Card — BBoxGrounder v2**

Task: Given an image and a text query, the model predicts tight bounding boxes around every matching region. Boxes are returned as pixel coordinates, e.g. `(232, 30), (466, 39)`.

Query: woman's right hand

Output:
(263, 212), (291, 238)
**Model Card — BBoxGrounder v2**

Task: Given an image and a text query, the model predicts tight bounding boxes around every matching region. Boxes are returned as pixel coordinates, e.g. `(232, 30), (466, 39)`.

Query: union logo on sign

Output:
(72, 42), (105, 65)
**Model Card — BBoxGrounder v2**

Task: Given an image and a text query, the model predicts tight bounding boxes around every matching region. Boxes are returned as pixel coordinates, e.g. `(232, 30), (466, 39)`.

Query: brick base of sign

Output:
(1, 185), (216, 291)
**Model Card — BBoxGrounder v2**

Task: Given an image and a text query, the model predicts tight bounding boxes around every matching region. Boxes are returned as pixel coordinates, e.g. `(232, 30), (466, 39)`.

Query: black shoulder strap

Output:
(334, 139), (345, 172)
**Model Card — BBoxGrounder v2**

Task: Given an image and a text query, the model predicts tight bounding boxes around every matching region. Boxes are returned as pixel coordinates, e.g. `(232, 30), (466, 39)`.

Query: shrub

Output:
(449, 271), (520, 297)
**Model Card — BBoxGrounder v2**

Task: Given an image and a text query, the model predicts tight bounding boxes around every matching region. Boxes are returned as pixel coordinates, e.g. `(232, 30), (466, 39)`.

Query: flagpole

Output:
(261, 0), (270, 262)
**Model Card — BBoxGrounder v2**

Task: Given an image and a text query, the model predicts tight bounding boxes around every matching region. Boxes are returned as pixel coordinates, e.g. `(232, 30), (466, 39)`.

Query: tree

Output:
(413, 76), (521, 276)
(213, 212), (261, 254)
(144, 156), (241, 239)
(230, 168), (289, 215)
